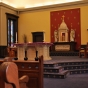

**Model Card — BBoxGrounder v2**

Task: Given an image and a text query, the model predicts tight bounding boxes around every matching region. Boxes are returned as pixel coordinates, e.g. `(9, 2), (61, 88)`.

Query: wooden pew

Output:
(0, 56), (43, 88)
(0, 57), (29, 88)
(79, 43), (88, 58)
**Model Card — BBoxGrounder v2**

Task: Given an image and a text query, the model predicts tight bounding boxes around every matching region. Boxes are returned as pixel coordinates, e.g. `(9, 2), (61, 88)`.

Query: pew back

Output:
(0, 56), (43, 88)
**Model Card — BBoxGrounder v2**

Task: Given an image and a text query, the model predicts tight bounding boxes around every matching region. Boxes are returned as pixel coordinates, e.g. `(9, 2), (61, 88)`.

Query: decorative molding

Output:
(18, 0), (88, 13)
(1, 1), (88, 13)
(0, 2), (17, 11)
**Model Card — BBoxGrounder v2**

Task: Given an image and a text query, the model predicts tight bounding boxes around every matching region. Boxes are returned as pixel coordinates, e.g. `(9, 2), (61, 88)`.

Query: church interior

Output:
(0, 0), (88, 88)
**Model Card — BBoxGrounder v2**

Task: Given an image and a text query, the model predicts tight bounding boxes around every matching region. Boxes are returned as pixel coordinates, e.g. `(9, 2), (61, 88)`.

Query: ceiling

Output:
(0, 0), (83, 9)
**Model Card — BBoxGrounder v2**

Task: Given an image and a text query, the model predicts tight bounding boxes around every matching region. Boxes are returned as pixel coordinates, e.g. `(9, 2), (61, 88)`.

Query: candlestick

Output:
(16, 32), (17, 43)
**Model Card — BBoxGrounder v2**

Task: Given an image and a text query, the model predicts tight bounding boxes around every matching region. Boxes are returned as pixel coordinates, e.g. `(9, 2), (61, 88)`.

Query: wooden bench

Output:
(0, 56), (43, 88)
(0, 57), (29, 88)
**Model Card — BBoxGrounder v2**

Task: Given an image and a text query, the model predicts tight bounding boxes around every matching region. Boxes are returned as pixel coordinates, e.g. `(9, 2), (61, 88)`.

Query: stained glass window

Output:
(8, 19), (14, 47)
(11, 20), (14, 47)
(6, 13), (18, 47)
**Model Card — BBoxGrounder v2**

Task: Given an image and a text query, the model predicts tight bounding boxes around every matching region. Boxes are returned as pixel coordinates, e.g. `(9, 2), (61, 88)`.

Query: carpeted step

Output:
(44, 63), (58, 67)
(44, 58), (88, 77)
(58, 62), (88, 66)
(70, 69), (88, 74)
(50, 52), (79, 56)
(44, 70), (70, 79)
(44, 66), (64, 73)
(63, 65), (88, 70)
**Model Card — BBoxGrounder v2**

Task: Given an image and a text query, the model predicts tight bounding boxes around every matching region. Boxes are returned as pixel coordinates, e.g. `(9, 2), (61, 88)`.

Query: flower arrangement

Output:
(23, 34), (27, 43)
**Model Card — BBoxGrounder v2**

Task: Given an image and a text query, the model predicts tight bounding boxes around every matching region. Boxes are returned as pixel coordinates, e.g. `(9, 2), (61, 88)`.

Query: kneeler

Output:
(0, 57), (29, 88)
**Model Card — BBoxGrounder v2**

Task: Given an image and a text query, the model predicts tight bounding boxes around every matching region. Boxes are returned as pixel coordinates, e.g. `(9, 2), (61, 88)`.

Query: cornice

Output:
(0, 0), (88, 13)
(0, 2), (18, 11)
(18, 0), (88, 13)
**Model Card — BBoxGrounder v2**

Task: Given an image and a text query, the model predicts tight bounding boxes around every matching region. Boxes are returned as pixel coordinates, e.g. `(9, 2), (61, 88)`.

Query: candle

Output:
(16, 32), (17, 43)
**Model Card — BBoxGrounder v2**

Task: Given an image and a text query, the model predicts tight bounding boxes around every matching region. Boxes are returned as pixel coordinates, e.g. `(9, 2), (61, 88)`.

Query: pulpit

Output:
(15, 42), (52, 60)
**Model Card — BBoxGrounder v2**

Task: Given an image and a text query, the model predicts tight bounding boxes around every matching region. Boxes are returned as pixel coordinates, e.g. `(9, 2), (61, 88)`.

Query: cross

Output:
(62, 15), (65, 21)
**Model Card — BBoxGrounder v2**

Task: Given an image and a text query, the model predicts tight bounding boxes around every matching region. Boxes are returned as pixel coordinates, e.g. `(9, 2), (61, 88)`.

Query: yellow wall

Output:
(18, 11), (50, 43)
(81, 6), (88, 44)
(18, 4), (88, 44)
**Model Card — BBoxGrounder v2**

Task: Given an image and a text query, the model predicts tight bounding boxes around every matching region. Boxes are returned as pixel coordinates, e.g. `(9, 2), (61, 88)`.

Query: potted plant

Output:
(23, 34), (27, 43)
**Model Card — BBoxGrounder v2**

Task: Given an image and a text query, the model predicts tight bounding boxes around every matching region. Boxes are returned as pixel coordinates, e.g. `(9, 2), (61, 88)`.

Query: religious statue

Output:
(54, 30), (58, 42)
(70, 29), (75, 42)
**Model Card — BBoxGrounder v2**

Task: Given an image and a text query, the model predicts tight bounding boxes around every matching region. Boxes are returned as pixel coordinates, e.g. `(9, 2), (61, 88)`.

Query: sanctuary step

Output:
(44, 57), (88, 79)
(44, 70), (69, 79)
(44, 62), (70, 79)
(44, 66), (64, 73)
(50, 51), (79, 56)
(59, 62), (88, 74)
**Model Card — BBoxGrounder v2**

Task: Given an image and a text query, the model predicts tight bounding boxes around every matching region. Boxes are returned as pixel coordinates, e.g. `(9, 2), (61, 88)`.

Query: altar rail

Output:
(0, 56), (43, 88)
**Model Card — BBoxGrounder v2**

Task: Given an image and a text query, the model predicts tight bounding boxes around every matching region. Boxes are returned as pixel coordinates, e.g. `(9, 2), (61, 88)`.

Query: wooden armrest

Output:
(19, 75), (29, 83)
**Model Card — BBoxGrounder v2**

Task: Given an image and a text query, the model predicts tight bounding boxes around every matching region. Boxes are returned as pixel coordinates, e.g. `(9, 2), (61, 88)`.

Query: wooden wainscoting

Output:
(0, 46), (7, 58)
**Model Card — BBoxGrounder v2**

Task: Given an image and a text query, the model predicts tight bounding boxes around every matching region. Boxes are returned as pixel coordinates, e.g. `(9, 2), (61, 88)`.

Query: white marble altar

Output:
(15, 42), (53, 61)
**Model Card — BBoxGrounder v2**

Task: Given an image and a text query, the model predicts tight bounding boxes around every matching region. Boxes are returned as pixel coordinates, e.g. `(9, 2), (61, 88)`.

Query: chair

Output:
(0, 57), (29, 88)
(7, 47), (17, 58)
(85, 43), (88, 58)
(79, 43), (88, 58)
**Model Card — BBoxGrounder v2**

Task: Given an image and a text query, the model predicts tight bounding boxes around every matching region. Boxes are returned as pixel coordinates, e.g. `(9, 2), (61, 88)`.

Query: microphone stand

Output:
(24, 43), (28, 61)
(35, 50), (39, 61)
(24, 50), (28, 60)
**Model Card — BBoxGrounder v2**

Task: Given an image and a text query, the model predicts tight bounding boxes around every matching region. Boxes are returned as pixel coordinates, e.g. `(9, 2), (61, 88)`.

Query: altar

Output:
(53, 15), (76, 51)
(15, 42), (52, 61)
(51, 42), (76, 51)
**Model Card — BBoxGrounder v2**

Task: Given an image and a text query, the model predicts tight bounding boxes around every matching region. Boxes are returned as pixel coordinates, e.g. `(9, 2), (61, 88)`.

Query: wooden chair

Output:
(0, 57), (29, 88)
(7, 47), (17, 58)
(79, 43), (88, 58)
(85, 43), (88, 58)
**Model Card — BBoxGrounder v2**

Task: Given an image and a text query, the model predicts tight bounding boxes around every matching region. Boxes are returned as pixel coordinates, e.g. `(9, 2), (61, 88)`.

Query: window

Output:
(6, 13), (19, 47)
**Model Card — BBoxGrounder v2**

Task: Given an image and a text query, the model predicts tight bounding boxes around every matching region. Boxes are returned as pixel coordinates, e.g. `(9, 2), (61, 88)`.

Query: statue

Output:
(70, 29), (75, 42)
(54, 30), (58, 42)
